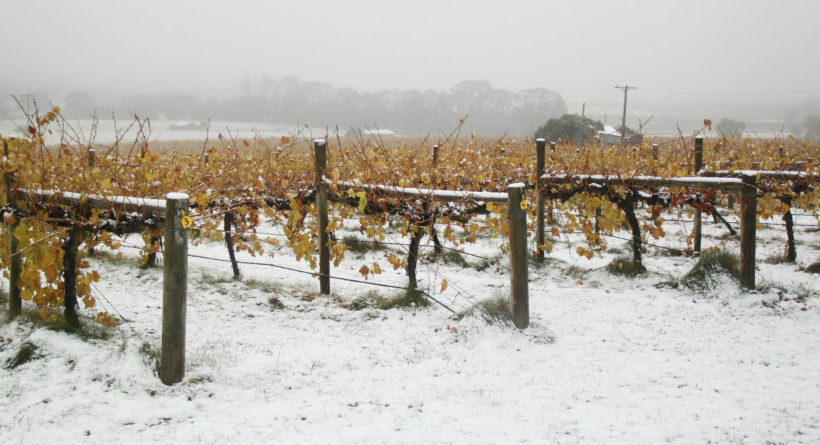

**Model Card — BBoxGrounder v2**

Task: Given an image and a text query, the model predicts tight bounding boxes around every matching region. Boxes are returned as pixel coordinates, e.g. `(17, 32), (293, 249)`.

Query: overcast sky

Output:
(3, 0), (819, 119)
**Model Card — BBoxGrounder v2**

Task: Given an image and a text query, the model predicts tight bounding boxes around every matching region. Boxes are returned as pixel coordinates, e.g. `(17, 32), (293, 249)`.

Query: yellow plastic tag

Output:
(520, 200), (528, 210)
(181, 215), (193, 228)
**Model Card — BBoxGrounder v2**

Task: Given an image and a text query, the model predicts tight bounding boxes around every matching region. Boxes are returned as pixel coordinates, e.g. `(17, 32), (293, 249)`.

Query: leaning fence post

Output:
(4, 139), (21, 318)
(507, 184), (529, 329)
(693, 136), (703, 252)
(739, 174), (757, 290)
(535, 138), (546, 266)
(314, 139), (330, 295)
(160, 193), (189, 385)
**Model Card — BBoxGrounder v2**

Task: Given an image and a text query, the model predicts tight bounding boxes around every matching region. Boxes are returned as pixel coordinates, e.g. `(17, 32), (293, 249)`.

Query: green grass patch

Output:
(342, 235), (386, 256)
(348, 290), (381, 311)
(607, 256), (646, 277)
(455, 291), (513, 327)
(679, 247), (740, 292)
(438, 249), (470, 267)
(138, 342), (161, 375)
(87, 250), (134, 266)
(378, 287), (430, 310)
(198, 273), (238, 286)
(474, 253), (504, 272)
(5, 341), (39, 369)
(764, 252), (792, 265)
(244, 278), (282, 293)
(1, 304), (115, 341)
(804, 261), (820, 274)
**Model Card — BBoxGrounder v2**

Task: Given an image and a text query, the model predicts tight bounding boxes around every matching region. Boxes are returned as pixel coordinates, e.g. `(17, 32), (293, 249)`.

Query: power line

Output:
(640, 88), (820, 97)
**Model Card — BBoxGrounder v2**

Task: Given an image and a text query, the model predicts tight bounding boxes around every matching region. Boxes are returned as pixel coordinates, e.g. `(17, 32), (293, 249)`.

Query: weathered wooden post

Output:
(739, 174), (757, 290)
(160, 193), (189, 385)
(4, 139), (21, 318)
(652, 144), (658, 161)
(430, 144), (443, 255)
(693, 137), (703, 252)
(548, 142), (556, 220)
(88, 148), (96, 167)
(314, 139), (330, 295)
(535, 138), (546, 266)
(507, 184), (529, 329)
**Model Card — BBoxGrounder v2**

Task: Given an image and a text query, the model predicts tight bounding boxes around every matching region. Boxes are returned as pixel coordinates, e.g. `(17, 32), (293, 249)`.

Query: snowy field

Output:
(2, 209), (820, 444)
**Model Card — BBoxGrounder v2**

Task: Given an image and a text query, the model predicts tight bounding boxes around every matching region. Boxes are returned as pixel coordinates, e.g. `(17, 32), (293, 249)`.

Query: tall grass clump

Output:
(342, 235), (385, 257)
(607, 256), (646, 277)
(455, 291), (513, 327)
(378, 287), (430, 310)
(679, 247), (740, 292)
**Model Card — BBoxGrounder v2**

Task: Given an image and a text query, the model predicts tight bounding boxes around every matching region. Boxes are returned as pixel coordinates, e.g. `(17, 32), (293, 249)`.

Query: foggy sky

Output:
(3, 0), (819, 126)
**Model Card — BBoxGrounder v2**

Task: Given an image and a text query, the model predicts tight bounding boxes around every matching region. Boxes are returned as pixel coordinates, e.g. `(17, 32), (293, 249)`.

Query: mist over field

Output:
(2, 0), (819, 138)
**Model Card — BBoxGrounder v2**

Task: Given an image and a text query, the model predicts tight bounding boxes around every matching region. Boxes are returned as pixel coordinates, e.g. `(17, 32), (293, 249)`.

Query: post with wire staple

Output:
(507, 183), (529, 329)
(693, 137), (703, 252)
(535, 138), (546, 266)
(314, 139), (330, 295)
(160, 192), (189, 385)
(739, 173), (757, 290)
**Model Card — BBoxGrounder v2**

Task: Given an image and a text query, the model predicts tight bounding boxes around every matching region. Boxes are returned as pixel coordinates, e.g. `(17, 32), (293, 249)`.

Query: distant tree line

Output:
(786, 96), (820, 139)
(60, 77), (567, 136)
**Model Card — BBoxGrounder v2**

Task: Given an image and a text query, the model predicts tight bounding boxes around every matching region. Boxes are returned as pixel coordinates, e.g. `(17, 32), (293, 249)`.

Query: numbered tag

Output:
(181, 214), (193, 228)
(520, 200), (528, 210)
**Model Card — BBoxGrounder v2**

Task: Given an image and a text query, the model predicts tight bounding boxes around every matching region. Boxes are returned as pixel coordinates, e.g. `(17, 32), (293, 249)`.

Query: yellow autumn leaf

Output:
(551, 227), (559, 237)
(440, 279), (448, 292)
(358, 264), (370, 278)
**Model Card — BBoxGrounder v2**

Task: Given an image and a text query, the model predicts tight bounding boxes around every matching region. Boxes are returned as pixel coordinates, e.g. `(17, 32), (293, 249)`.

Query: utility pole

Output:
(614, 85), (636, 145)
(20, 94), (35, 116)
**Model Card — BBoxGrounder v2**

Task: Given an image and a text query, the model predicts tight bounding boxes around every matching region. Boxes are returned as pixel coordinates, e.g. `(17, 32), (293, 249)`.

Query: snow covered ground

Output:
(2, 210), (820, 444)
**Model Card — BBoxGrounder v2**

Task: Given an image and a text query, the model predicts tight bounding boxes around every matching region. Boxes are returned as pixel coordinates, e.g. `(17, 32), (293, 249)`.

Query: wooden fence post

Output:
(314, 139), (330, 295)
(693, 137), (703, 252)
(507, 184), (529, 329)
(4, 139), (21, 318)
(739, 174), (757, 290)
(160, 193), (189, 385)
(652, 144), (658, 161)
(88, 149), (96, 167)
(535, 138), (546, 266)
(548, 142), (556, 220)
